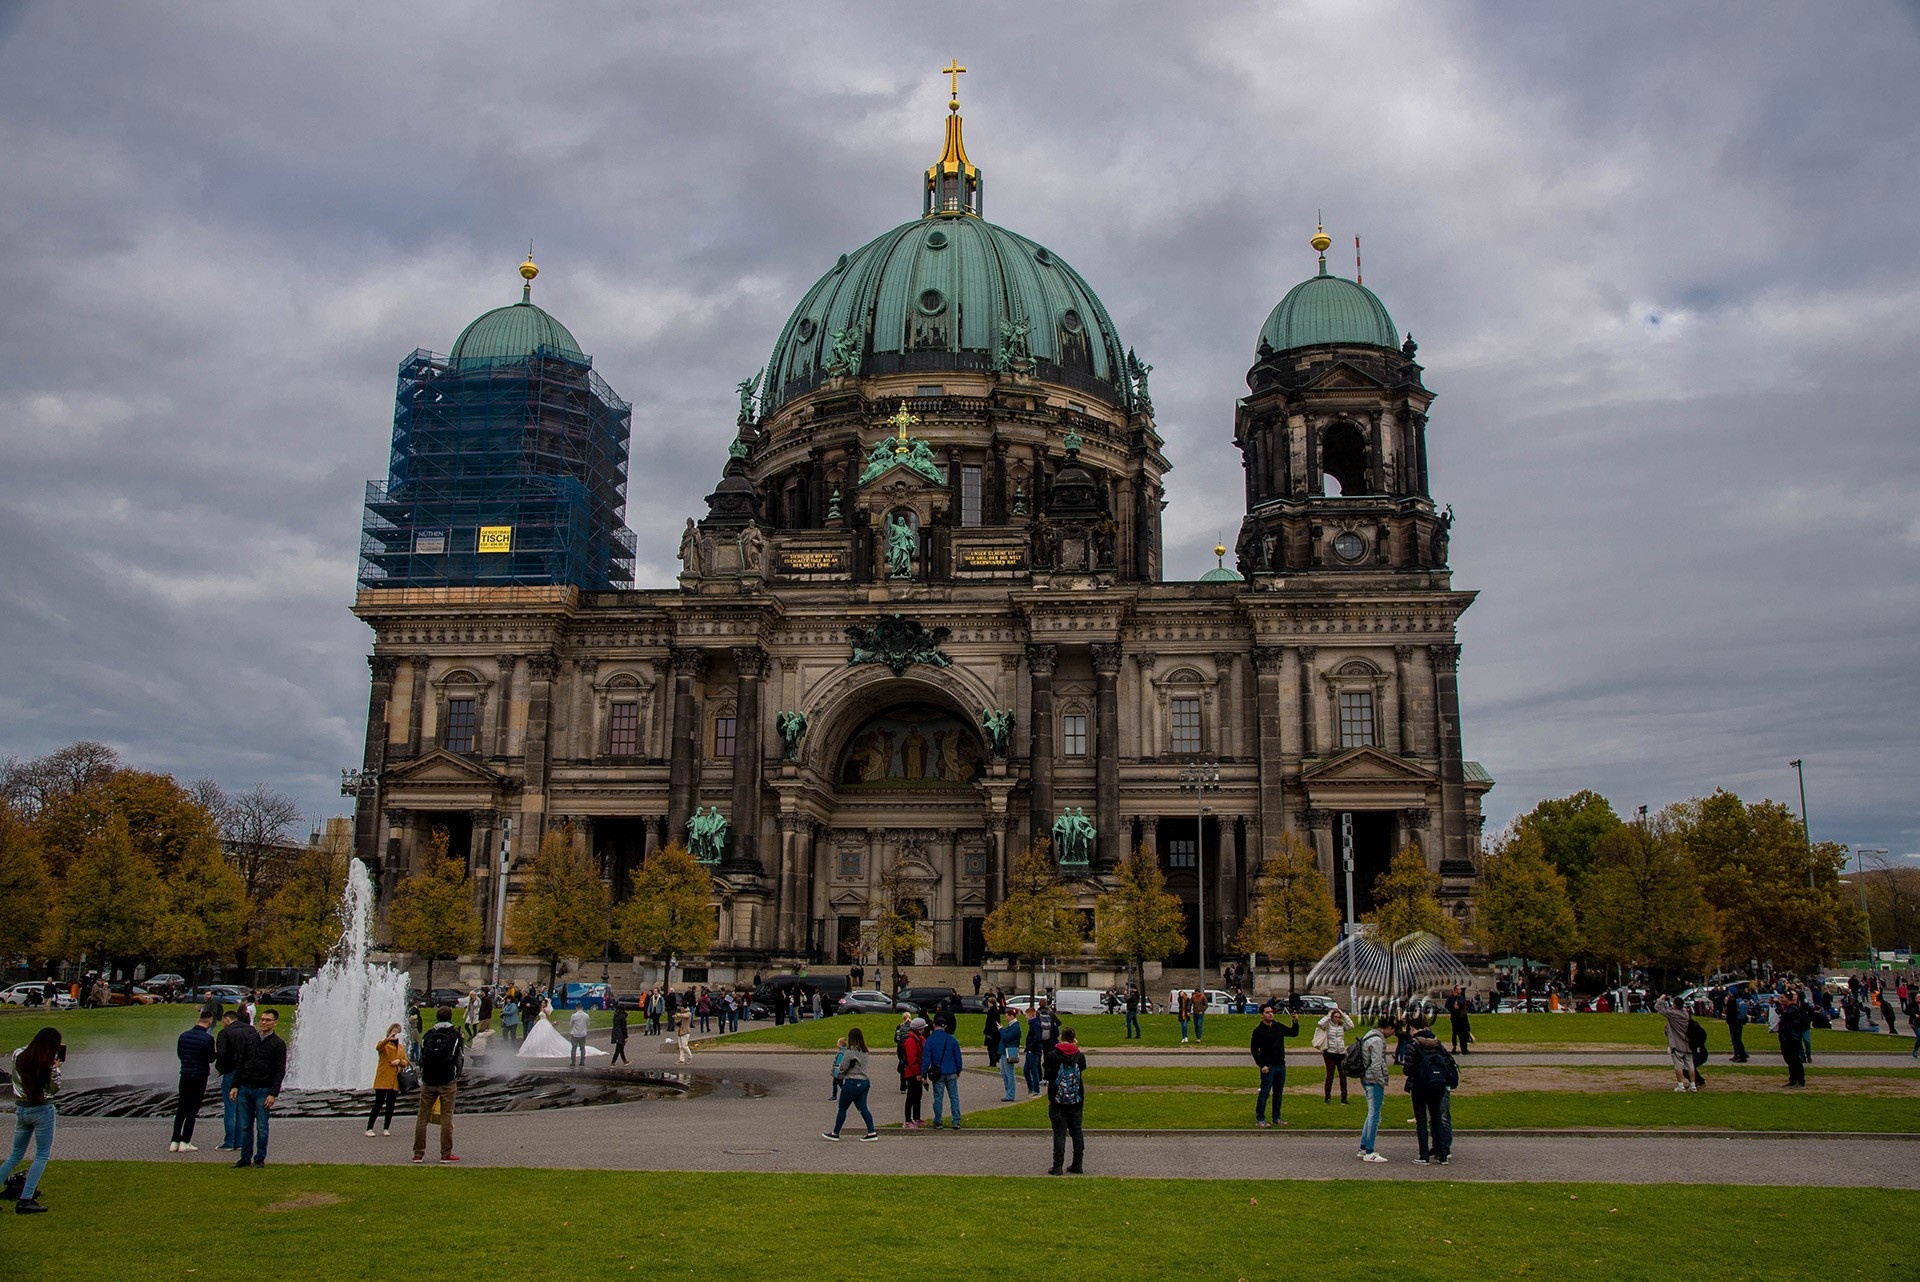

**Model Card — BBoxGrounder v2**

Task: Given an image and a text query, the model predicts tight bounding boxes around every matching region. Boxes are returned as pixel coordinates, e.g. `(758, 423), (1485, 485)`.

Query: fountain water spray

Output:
(286, 858), (412, 1090)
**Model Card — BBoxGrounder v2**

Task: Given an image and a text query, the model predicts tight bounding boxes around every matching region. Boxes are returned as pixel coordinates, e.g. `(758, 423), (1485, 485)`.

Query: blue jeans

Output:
(1413, 1087), (1452, 1159)
(1, 1104), (55, 1198)
(1024, 1049), (1043, 1095)
(1255, 1064), (1285, 1121)
(236, 1086), (272, 1163)
(1124, 1011), (1141, 1038)
(930, 1072), (961, 1125)
(1000, 1052), (1020, 1099)
(1360, 1081), (1385, 1152)
(1178, 1017), (1189, 1040)
(220, 1071), (239, 1147)
(831, 1079), (874, 1135)
(1193, 1012), (1206, 1041)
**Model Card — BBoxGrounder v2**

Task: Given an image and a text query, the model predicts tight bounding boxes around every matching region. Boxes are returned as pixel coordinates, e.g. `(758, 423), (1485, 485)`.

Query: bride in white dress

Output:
(518, 995), (607, 1059)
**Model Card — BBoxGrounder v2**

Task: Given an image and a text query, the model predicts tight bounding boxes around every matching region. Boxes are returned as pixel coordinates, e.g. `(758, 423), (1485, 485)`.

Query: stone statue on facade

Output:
(1052, 807), (1095, 866)
(776, 710), (808, 762)
(993, 316), (1032, 372)
(678, 518), (704, 576)
(979, 707), (1014, 761)
(828, 324), (863, 376)
(846, 615), (952, 675)
(738, 522), (767, 575)
(885, 515), (916, 579)
(688, 807), (729, 864)
(1126, 347), (1153, 408)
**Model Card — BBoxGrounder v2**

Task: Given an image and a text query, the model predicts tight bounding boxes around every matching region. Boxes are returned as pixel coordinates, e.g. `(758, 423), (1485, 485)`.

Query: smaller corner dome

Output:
(1200, 564), (1244, 582)
(450, 301), (585, 364)
(1258, 272), (1399, 355)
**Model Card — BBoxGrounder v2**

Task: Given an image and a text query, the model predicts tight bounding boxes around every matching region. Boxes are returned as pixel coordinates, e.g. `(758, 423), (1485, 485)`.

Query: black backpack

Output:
(1417, 1043), (1458, 1090)
(421, 1024), (463, 1076)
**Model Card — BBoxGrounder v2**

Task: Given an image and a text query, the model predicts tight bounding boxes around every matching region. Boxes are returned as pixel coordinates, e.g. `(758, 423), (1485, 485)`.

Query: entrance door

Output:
(961, 916), (985, 967)
(1332, 811), (1397, 919)
(836, 915), (863, 967)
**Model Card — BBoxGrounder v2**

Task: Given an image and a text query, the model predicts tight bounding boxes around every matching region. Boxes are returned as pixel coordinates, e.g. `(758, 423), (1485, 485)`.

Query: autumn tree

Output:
(254, 831), (353, 968)
(1095, 842), (1188, 991)
(45, 813), (162, 971)
(983, 840), (1086, 995)
(1, 741), (121, 818)
(388, 828), (483, 992)
(1474, 823), (1578, 971)
(614, 842), (716, 981)
(0, 806), (51, 964)
(1579, 816), (1715, 984)
(1677, 791), (1864, 971)
(1364, 844), (1461, 947)
(856, 858), (931, 996)
(509, 824), (611, 987)
(153, 841), (251, 980)
(1514, 790), (1623, 892)
(1234, 835), (1339, 993)
(1858, 857), (1920, 953)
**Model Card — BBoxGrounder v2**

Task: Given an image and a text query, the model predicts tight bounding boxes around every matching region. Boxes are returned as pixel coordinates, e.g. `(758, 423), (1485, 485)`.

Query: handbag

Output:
(1311, 1024), (1329, 1052)
(397, 1067), (419, 1094)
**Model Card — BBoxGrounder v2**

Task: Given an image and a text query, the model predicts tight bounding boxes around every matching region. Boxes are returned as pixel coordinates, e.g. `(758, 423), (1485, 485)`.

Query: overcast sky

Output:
(2, 1), (1915, 862)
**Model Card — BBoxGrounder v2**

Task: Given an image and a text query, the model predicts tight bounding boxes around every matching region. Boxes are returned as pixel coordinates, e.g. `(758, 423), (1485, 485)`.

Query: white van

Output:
(1050, 988), (1117, 1015)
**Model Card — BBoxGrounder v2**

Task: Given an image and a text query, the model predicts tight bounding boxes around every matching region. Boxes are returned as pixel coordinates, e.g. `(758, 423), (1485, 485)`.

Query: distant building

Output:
(350, 83), (1490, 982)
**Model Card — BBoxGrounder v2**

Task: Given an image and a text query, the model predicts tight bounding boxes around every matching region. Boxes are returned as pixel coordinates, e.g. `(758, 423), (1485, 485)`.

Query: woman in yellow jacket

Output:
(367, 1023), (409, 1136)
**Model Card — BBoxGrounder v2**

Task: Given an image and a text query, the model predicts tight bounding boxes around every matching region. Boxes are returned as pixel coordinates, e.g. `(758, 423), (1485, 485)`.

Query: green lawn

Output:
(7, 1163), (1912, 1282)
(976, 1083), (1919, 1133)
(712, 1011), (1913, 1054)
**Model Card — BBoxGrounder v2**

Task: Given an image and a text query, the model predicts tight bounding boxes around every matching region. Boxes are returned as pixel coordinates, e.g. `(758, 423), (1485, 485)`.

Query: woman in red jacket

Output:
(900, 1018), (927, 1129)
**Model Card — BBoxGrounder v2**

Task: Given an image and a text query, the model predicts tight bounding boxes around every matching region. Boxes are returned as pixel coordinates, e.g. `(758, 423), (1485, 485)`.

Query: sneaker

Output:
(1356, 1149), (1369, 1159)
(15, 1197), (48, 1215)
(366, 1129), (377, 1137)
(382, 1129), (391, 1136)
(1180, 1037), (1189, 1044)
(411, 1154), (425, 1163)
(169, 1141), (181, 1152)
(254, 1160), (267, 1168)
(1413, 1156), (1429, 1164)
(440, 1154), (460, 1163)
(178, 1143), (197, 1152)
(1047, 1167), (1063, 1176)
(1673, 1083), (1689, 1093)
(822, 1132), (841, 1142)
(232, 1159), (252, 1169)
(1362, 1152), (1388, 1163)
(860, 1133), (879, 1142)
(1436, 1156), (1450, 1165)
(1066, 1166), (1083, 1174)
(951, 1122), (962, 1130)
(1255, 1120), (1272, 1129)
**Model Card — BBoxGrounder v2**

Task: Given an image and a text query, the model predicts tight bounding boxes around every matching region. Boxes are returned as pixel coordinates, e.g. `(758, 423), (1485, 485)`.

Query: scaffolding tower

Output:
(359, 346), (636, 590)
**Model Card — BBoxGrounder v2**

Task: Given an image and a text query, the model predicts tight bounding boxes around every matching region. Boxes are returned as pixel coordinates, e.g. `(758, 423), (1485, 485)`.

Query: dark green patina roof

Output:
(1200, 564), (1244, 582)
(1259, 266), (1400, 354)
(450, 300), (585, 365)
(763, 215), (1128, 409)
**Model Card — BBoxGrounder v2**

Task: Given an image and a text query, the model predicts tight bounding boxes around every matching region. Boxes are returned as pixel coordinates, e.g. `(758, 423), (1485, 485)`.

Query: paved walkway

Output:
(45, 1049), (1918, 1189)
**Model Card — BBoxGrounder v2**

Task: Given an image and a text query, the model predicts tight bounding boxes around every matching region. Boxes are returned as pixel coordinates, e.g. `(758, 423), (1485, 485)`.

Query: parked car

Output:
(1286, 993), (1339, 1014)
(106, 982), (160, 1006)
(1, 982), (76, 1009)
(143, 974), (189, 998)
(421, 987), (467, 1010)
(837, 989), (914, 1016)
(263, 984), (303, 1005)
(1049, 988), (1113, 1016)
(192, 984), (249, 1009)
(755, 974), (852, 1014)
(897, 986), (959, 1015)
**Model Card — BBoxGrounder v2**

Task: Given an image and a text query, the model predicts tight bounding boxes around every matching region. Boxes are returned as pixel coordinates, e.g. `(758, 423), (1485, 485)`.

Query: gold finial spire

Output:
(889, 405), (919, 454)
(1311, 219), (1331, 276)
(520, 242), (539, 302)
(925, 60), (981, 216)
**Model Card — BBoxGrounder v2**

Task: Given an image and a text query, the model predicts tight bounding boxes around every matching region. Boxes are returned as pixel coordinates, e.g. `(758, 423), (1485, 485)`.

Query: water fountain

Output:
(285, 857), (412, 1090)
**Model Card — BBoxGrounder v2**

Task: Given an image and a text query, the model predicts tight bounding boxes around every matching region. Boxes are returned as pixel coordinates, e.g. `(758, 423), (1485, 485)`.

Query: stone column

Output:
(574, 658), (598, 761)
(355, 655), (399, 867)
(1217, 816), (1241, 943)
(1091, 642), (1123, 867)
(406, 654), (430, 756)
(775, 814), (802, 952)
(522, 652), (559, 849)
(1212, 652), (1240, 759)
(1133, 651), (1158, 757)
(1302, 807), (1336, 893)
(1026, 642), (1058, 843)
(666, 647), (707, 839)
(1293, 645), (1319, 756)
(1251, 646), (1286, 864)
(728, 646), (768, 870)
(493, 655), (519, 756)
(1393, 645), (1416, 755)
(470, 808), (497, 933)
(985, 813), (1011, 908)
(936, 828), (958, 961)
(1429, 643), (1469, 870)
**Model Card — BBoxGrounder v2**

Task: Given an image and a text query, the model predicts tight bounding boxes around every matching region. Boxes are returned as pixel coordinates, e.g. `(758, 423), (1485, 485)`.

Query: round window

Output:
(835, 253), (850, 273)
(1333, 531), (1366, 562)
(1034, 246), (1053, 265)
(926, 229), (949, 250)
(918, 288), (947, 315)
(795, 318), (817, 343)
(1060, 309), (1083, 334)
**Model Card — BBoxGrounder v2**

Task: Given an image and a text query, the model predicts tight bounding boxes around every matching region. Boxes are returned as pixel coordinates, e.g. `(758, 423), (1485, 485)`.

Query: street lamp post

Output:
(1178, 761), (1221, 987)
(1789, 759), (1813, 887)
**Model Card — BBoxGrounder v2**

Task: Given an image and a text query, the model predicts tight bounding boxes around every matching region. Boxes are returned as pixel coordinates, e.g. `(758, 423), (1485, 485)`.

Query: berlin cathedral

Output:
(349, 72), (1491, 985)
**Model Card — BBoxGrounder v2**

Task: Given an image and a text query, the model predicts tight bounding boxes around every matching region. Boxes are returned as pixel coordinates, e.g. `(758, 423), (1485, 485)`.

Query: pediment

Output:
(1300, 746), (1437, 785)
(383, 749), (504, 787)
(1302, 362), (1387, 391)
(829, 888), (869, 909)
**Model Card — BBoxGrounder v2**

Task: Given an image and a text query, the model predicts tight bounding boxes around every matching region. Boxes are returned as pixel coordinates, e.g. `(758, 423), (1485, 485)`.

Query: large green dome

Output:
(762, 215), (1130, 411)
(1258, 267), (1400, 354)
(450, 300), (585, 365)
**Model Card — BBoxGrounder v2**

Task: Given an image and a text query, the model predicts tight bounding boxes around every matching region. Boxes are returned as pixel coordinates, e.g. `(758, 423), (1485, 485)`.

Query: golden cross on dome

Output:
(889, 405), (919, 450)
(942, 59), (966, 108)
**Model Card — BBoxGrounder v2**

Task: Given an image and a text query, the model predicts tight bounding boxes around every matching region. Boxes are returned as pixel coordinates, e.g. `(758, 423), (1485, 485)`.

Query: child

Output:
(831, 1036), (848, 1100)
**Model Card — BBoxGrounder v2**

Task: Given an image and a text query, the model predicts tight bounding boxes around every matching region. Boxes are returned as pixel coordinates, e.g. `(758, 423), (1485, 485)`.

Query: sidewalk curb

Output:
(933, 1127), (1920, 1140)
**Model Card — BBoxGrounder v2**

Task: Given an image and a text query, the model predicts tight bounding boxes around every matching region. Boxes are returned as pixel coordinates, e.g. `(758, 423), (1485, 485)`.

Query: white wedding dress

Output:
(518, 1008), (607, 1059)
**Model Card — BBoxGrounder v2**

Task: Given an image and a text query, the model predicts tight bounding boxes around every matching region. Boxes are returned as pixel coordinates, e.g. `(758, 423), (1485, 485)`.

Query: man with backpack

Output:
(1044, 1025), (1088, 1175)
(1405, 1020), (1458, 1165)
(1024, 1003), (1058, 1097)
(413, 1005), (464, 1164)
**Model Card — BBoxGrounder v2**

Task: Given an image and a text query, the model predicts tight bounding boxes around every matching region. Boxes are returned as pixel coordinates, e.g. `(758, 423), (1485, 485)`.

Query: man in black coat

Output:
(610, 1002), (630, 1065)
(1444, 986), (1472, 1054)
(171, 1006), (218, 1152)
(1726, 991), (1750, 1062)
(1249, 1003), (1300, 1128)
(1777, 990), (1814, 1087)
(213, 1008), (257, 1152)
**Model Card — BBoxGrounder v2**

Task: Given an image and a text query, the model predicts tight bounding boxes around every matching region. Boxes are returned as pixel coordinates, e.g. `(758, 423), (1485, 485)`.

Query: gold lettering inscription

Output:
(781, 551), (844, 570)
(961, 548), (1025, 568)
